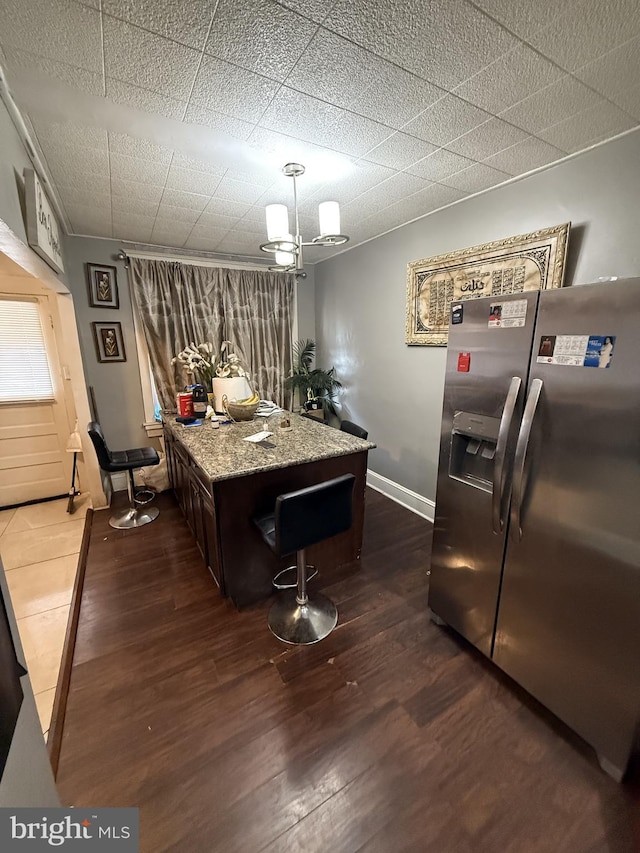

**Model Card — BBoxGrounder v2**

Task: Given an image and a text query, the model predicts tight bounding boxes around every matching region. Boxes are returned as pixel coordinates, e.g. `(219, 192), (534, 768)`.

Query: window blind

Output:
(0, 299), (55, 403)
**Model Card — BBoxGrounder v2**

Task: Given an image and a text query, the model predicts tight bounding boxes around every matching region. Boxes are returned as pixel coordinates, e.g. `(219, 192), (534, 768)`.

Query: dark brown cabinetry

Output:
(164, 427), (222, 591)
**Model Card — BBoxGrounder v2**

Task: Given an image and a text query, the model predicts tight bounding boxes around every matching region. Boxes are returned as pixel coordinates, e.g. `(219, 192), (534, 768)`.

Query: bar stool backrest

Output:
(87, 421), (113, 471)
(275, 473), (355, 557)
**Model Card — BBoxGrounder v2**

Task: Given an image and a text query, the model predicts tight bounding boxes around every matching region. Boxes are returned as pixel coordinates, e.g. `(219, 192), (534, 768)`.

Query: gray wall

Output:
(63, 236), (147, 449)
(314, 129), (640, 503)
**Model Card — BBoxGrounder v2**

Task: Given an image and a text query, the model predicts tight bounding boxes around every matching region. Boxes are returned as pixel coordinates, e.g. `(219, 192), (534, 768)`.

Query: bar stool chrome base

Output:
(109, 505), (159, 529)
(268, 590), (338, 645)
(109, 468), (159, 529)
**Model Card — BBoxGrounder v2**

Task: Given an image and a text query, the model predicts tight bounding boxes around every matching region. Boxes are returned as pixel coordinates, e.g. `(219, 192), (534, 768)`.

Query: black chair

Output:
(253, 473), (356, 645)
(87, 421), (160, 530)
(340, 420), (368, 440)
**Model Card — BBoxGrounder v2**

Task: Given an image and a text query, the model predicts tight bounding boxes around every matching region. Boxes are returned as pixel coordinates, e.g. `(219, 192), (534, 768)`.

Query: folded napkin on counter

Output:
(244, 430), (273, 443)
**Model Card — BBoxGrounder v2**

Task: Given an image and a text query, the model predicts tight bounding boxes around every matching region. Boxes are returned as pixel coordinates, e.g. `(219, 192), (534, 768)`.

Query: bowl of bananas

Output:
(222, 392), (260, 421)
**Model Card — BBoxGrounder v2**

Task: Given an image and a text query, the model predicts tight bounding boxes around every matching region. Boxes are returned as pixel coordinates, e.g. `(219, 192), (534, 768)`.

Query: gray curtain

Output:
(128, 258), (294, 410)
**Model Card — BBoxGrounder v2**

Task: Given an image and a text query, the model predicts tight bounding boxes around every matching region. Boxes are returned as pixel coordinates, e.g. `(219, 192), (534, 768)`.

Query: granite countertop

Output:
(163, 413), (376, 482)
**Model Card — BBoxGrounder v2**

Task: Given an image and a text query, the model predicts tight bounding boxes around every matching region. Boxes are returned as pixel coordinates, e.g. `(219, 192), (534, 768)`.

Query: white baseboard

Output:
(366, 470), (435, 522)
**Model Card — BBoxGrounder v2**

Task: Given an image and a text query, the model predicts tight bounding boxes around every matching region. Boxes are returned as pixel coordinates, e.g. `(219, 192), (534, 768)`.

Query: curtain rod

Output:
(123, 248), (272, 272)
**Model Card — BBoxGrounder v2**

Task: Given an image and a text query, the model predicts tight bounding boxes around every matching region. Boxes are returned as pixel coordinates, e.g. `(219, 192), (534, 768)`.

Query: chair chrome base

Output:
(109, 506), (159, 529)
(268, 590), (338, 645)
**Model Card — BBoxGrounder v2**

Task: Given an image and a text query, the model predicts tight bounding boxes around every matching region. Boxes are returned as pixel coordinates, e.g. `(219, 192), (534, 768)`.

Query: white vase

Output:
(211, 376), (253, 413)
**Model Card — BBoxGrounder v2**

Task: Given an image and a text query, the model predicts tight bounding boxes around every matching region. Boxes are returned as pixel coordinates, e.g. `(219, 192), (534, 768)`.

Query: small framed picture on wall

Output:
(92, 321), (126, 363)
(86, 263), (119, 309)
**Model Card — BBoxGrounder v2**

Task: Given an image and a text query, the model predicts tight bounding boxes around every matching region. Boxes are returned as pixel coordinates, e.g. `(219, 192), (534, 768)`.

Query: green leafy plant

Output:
(284, 339), (342, 415)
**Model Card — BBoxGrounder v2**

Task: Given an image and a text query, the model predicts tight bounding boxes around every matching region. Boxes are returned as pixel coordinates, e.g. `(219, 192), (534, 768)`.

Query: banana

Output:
(235, 392), (260, 405)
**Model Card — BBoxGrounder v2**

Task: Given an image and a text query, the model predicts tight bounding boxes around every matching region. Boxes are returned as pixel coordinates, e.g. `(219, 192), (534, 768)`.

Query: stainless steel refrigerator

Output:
(428, 278), (640, 781)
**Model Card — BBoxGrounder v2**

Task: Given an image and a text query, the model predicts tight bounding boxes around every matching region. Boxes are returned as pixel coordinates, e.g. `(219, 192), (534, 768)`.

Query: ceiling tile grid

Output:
(0, 0), (638, 255)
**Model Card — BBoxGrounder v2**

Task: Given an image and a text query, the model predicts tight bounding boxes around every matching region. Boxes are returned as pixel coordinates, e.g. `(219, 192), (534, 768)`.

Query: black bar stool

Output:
(253, 473), (355, 645)
(340, 420), (368, 439)
(88, 421), (160, 529)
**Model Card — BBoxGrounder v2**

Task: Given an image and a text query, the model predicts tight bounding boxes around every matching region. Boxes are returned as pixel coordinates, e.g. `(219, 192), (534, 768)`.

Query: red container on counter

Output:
(177, 391), (194, 417)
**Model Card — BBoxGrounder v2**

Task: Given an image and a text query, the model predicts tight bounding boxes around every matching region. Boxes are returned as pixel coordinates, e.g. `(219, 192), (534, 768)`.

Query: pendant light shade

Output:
(260, 163), (349, 276)
(265, 204), (290, 241)
(318, 201), (341, 238)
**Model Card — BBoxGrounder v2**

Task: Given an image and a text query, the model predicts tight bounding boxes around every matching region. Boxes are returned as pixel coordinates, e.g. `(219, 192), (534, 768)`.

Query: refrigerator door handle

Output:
(492, 376), (522, 534)
(511, 378), (543, 541)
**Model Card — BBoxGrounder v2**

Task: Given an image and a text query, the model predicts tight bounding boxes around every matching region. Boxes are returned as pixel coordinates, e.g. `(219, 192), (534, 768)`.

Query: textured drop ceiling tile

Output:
(103, 16), (201, 100)
(245, 128), (355, 185)
(2, 47), (104, 96)
(184, 225), (230, 250)
(362, 132), (437, 170)
(446, 118), (529, 160)
(64, 202), (112, 228)
(499, 76), (606, 134)
(610, 83), (640, 120)
(483, 137), (567, 175)
(69, 221), (113, 238)
(213, 176), (266, 204)
(45, 149), (110, 186)
(150, 222), (193, 246)
(154, 204), (202, 225)
(103, 0), (216, 50)
(170, 152), (228, 176)
(347, 171), (431, 211)
(190, 56), (280, 123)
(106, 78), (186, 119)
(259, 87), (390, 156)
(307, 161), (396, 205)
(471, 0), (580, 40)
(276, 0), (336, 24)
(205, 0), (318, 82)
(406, 148), (476, 181)
(231, 214), (266, 235)
(325, 0), (520, 89)
(183, 103), (256, 140)
(575, 36), (640, 100)
(111, 152), (170, 185)
(193, 212), (239, 230)
(364, 182), (466, 226)
(111, 193), (160, 217)
(113, 224), (155, 242)
(57, 185), (111, 210)
(452, 43), (565, 114)
(55, 173), (111, 195)
(165, 166), (223, 195)
(403, 95), (491, 146)
(538, 101), (637, 153)
(285, 29), (381, 101)
(31, 116), (107, 152)
(108, 132), (173, 164)
(202, 198), (250, 219)
(351, 64), (445, 129)
(527, 0), (640, 73)
(111, 179), (165, 204)
(441, 163), (510, 193)
(160, 188), (211, 211)
(0, 0), (102, 73)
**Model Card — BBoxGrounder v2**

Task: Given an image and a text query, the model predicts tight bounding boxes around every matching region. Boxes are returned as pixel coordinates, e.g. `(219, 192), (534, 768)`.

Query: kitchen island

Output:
(163, 414), (375, 607)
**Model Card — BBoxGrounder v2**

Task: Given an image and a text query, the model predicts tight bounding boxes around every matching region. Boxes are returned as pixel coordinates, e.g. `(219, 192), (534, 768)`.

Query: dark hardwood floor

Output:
(56, 489), (639, 852)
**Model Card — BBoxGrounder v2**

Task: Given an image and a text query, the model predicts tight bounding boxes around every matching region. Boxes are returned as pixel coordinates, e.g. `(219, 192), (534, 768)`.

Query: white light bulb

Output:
(265, 204), (290, 240)
(318, 201), (340, 237)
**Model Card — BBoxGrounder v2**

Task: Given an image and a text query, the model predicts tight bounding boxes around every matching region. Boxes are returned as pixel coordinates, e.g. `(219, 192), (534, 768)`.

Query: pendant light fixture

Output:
(260, 163), (349, 277)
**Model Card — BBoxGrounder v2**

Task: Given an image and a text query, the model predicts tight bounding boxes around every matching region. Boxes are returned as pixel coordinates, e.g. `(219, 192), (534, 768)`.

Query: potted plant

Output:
(285, 339), (342, 416)
(172, 340), (253, 412)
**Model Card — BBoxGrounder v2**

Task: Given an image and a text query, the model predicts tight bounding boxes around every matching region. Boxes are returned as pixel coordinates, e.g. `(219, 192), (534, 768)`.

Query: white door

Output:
(0, 295), (72, 507)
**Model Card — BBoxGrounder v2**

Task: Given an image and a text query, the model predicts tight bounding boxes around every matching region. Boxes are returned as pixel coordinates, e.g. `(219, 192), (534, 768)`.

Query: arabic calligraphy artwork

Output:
(405, 223), (570, 346)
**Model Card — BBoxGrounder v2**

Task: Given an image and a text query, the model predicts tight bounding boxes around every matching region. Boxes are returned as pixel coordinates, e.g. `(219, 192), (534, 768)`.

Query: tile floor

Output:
(0, 493), (91, 739)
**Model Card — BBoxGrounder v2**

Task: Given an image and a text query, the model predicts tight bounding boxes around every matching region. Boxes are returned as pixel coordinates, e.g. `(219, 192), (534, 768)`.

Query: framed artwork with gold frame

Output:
(405, 223), (570, 346)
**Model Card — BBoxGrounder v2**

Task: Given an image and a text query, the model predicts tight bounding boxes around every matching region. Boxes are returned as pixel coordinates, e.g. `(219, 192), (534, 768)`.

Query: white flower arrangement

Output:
(172, 340), (248, 391)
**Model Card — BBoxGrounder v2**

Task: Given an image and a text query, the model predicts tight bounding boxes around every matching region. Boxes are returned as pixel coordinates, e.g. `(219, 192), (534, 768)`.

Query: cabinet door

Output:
(189, 475), (205, 559)
(164, 428), (176, 490)
(174, 443), (189, 516)
(201, 492), (223, 592)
